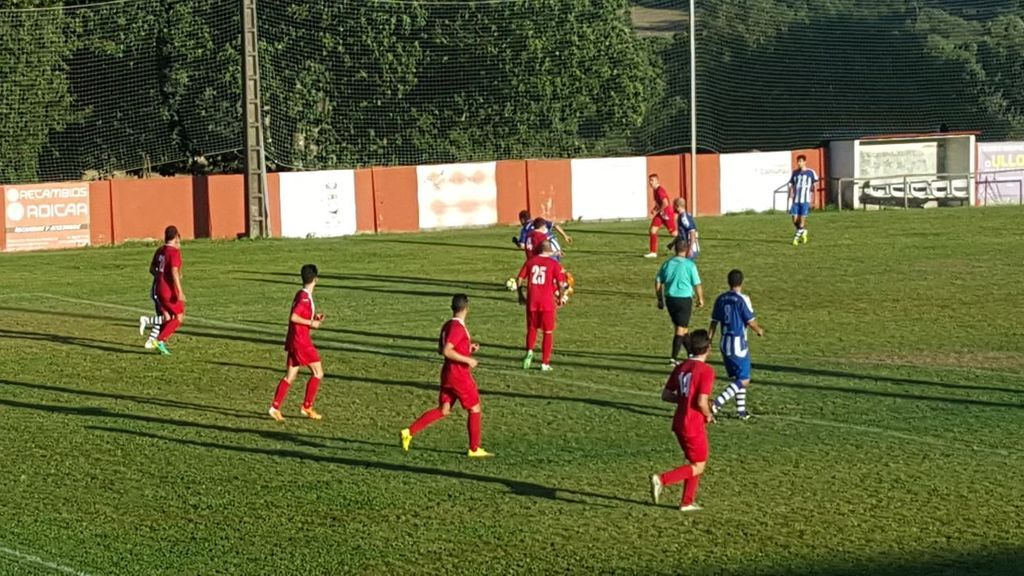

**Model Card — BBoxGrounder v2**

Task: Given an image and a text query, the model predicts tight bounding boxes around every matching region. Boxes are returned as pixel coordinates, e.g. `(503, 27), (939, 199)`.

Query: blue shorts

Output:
(722, 353), (752, 381)
(789, 202), (810, 217)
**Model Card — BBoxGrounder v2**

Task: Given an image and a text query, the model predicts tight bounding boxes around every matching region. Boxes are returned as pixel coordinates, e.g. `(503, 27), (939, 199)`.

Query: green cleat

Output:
(155, 341), (171, 356)
(522, 350), (534, 370)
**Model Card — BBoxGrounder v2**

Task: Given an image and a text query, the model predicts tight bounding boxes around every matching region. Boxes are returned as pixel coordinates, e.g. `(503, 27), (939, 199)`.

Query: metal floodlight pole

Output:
(689, 0), (698, 216)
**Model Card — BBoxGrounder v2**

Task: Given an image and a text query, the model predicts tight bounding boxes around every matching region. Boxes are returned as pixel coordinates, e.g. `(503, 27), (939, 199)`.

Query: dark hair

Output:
(532, 217), (547, 229)
(164, 225), (179, 243)
(796, 154), (807, 162)
(684, 330), (711, 355)
(649, 173), (659, 179)
(518, 210), (531, 222)
(674, 239), (688, 255)
(727, 269), (744, 288)
(301, 264), (319, 285)
(451, 293), (469, 313)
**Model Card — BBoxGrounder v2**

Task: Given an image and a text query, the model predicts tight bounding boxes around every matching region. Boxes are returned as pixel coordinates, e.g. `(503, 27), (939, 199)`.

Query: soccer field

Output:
(0, 207), (1022, 575)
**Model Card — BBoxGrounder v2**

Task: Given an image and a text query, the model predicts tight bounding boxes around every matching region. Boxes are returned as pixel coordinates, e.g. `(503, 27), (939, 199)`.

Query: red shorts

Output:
(527, 309), (556, 331)
(674, 429), (708, 463)
(157, 293), (185, 316)
(652, 213), (677, 233)
(287, 346), (321, 368)
(439, 380), (480, 409)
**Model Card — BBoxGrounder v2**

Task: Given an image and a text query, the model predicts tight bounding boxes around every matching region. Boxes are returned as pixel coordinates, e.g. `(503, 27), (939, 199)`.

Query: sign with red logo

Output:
(3, 182), (91, 252)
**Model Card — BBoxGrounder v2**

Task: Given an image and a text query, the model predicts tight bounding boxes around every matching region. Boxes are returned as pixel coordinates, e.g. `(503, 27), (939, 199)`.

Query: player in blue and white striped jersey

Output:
(708, 269), (764, 420)
(670, 197), (699, 260)
(788, 155), (818, 246)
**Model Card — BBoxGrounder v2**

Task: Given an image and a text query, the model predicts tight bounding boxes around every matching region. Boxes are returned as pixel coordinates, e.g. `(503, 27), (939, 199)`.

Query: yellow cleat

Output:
(300, 407), (322, 421)
(401, 428), (413, 452)
(792, 236), (799, 246)
(268, 407), (285, 422)
(801, 230), (809, 244)
(467, 448), (495, 458)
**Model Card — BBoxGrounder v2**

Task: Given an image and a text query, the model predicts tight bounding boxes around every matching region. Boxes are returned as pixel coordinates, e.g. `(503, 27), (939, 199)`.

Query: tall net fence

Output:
(0, 0), (240, 184)
(1, 0), (1022, 184)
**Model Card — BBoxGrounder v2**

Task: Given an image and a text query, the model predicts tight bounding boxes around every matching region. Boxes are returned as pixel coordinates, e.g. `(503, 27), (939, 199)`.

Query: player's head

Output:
(727, 269), (744, 289)
(674, 238), (689, 255)
(685, 329), (711, 357)
(301, 264), (319, 286)
(451, 293), (470, 315)
(648, 173), (660, 188)
(673, 197), (686, 212)
(539, 240), (553, 255)
(164, 225), (180, 244)
(518, 210), (531, 225)
(532, 217), (548, 231)
(797, 155), (807, 169)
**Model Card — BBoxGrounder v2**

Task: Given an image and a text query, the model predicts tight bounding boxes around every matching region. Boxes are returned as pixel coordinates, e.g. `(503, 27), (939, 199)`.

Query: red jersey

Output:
(285, 288), (316, 352)
(150, 244), (182, 297)
(439, 318), (474, 386)
(654, 186), (675, 218)
(526, 230), (549, 257)
(665, 359), (715, 434)
(517, 255), (566, 312)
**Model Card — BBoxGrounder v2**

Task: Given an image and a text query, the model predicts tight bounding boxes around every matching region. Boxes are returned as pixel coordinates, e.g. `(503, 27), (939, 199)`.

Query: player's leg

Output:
(667, 297), (692, 363)
(462, 386), (492, 457)
(300, 358), (325, 420)
(269, 362), (302, 421)
(679, 434), (708, 510)
(403, 390), (454, 451)
(143, 298), (164, 348)
(712, 353), (745, 414)
(155, 298), (184, 351)
(735, 375), (752, 419)
(540, 312), (555, 370)
(799, 211), (809, 243)
(523, 311), (539, 369)
(646, 220), (661, 257)
(651, 432), (706, 506)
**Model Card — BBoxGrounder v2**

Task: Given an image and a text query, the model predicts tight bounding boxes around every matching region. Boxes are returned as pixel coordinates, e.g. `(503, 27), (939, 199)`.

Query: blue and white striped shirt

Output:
(790, 168), (818, 204)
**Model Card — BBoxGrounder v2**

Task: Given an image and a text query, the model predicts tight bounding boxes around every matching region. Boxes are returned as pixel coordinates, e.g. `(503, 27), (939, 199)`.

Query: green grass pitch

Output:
(0, 207), (1022, 575)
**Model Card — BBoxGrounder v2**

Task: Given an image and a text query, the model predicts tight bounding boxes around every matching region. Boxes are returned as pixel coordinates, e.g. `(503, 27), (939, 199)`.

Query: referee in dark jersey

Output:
(655, 240), (705, 364)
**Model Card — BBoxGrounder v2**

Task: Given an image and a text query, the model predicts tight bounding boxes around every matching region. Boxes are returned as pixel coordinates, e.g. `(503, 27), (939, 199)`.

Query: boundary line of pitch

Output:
(0, 545), (93, 576)
(4, 292), (1021, 459)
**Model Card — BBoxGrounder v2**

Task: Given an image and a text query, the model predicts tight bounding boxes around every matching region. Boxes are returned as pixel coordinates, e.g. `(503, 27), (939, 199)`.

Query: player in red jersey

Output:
(269, 264), (326, 422)
(517, 240), (568, 371)
(143, 225), (186, 355)
(649, 330), (715, 512)
(645, 173), (677, 258)
(401, 294), (493, 458)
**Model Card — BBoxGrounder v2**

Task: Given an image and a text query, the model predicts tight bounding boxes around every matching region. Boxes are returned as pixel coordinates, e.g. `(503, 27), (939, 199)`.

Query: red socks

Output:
(409, 408), (446, 435)
(468, 411), (482, 451)
(682, 476), (701, 506)
(660, 464), (695, 486)
(302, 377), (321, 410)
(271, 379), (290, 410)
(526, 326), (538, 350)
(542, 332), (554, 364)
(157, 317), (181, 342)
(649, 233), (658, 253)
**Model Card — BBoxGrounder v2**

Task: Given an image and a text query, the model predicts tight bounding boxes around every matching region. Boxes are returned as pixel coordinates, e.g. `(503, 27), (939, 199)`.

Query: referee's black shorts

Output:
(665, 296), (693, 328)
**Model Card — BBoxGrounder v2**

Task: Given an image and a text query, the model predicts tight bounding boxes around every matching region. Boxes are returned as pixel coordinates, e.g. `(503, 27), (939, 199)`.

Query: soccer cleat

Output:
(679, 503), (703, 513)
(643, 252), (658, 258)
(792, 236), (800, 246)
(138, 316), (149, 336)
(467, 448), (495, 458)
(300, 407), (322, 421)
(268, 407), (285, 422)
(737, 411), (751, 421)
(670, 358), (681, 366)
(540, 364), (553, 372)
(155, 341), (171, 355)
(650, 475), (663, 504)
(400, 428), (413, 452)
(801, 230), (809, 244)
(144, 337), (157, 350)
(522, 350), (534, 370)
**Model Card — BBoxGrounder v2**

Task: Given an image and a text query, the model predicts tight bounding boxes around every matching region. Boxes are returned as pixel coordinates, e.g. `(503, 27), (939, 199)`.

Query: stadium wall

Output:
(1, 148), (831, 252)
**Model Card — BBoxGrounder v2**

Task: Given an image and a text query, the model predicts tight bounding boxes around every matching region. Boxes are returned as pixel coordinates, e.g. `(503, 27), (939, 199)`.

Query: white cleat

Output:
(679, 503), (703, 513)
(650, 475), (663, 504)
(540, 364), (553, 372)
(144, 337), (157, 350)
(643, 252), (658, 258)
(138, 316), (149, 336)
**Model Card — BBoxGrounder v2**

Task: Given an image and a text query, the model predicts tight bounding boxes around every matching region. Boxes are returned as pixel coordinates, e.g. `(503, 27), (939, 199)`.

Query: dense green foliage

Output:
(1, 208), (1023, 574)
(0, 0), (1022, 182)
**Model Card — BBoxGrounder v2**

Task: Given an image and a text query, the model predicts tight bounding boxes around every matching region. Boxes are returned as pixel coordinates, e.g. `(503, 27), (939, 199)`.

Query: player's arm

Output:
(290, 312), (322, 329)
(442, 341), (478, 368)
(694, 283), (705, 308)
(747, 318), (765, 337)
(553, 223), (572, 244)
(697, 393), (714, 423)
(708, 320), (719, 344)
(171, 266), (186, 302)
(661, 373), (678, 403)
(516, 263), (529, 305)
(654, 279), (665, 309)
